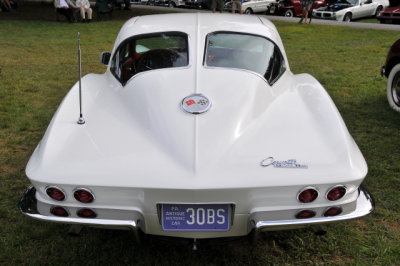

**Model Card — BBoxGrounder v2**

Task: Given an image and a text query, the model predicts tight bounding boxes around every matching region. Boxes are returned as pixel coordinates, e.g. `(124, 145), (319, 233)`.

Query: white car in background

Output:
(19, 13), (374, 243)
(313, 0), (389, 21)
(225, 0), (276, 14)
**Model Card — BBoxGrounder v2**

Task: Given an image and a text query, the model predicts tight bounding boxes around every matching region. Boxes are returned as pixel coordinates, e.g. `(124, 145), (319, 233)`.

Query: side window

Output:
(110, 32), (189, 85)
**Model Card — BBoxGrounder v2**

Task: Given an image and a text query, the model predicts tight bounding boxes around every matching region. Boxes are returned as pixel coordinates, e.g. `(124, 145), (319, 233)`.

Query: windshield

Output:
(110, 32), (188, 85)
(204, 32), (286, 85)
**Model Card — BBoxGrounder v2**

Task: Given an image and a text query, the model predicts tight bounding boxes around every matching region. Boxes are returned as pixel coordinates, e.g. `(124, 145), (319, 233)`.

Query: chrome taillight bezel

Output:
(45, 186), (67, 201)
(297, 186), (319, 203)
(50, 206), (70, 217)
(73, 187), (95, 203)
(326, 185), (347, 201)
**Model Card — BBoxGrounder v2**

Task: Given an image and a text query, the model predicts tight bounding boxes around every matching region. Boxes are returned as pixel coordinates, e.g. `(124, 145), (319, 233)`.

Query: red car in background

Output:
(377, 0), (400, 23)
(269, 0), (327, 17)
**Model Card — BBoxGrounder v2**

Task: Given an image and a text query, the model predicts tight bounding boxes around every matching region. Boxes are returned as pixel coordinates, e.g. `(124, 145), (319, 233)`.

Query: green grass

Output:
(1, 3), (400, 265)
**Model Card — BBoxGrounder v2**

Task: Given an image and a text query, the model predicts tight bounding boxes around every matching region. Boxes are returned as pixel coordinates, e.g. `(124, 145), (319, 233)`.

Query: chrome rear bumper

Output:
(19, 185), (374, 236)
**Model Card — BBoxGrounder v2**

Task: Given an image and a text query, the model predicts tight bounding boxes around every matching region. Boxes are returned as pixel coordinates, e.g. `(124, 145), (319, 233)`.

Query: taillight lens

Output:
(46, 186), (66, 201)
(77, 208), (97, 218)
(50, 206), (69, 217)
(327, 186), (346, 201)
(298, 187), (318, 203)
(73, 188), (95, 203)
(295, 210), (316, 219)
(324, 207), (342, 217)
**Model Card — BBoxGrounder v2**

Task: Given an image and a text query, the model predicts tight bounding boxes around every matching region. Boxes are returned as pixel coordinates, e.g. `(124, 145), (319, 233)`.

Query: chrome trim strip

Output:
(255, 185), (374, 229)
(19, 186), (137, 228)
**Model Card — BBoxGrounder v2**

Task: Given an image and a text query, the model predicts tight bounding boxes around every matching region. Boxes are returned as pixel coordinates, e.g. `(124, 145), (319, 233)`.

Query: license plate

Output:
(161, 204), (230, 232)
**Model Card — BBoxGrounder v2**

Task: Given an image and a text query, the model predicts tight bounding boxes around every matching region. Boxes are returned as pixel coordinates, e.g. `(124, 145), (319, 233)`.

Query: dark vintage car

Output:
(377, 0), (400, 23)
(268, 0), (327, 17)
(381, 38), (400, 112)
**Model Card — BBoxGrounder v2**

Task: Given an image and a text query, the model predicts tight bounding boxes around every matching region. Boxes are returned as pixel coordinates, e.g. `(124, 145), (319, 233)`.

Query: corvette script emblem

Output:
(260, 157), (308, 169)
(181, 94), (211, 114)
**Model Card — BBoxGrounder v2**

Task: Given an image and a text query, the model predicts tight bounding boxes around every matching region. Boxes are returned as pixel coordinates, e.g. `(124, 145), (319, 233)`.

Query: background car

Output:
(313, 0), (389, 21)
(381, 38), (400, 112)
(19, 13), (374, 242)
(185, 0), (211, 8)
(376, 0), (400, 23)
(225, 0), (276, 14)
(268, 0), (327, 17)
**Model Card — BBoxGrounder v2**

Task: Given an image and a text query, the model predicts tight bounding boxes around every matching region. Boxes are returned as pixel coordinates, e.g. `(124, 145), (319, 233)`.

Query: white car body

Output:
(240, 0), (276, 14)
(19, 13), (374, 239)
(313, 0), (389, 21)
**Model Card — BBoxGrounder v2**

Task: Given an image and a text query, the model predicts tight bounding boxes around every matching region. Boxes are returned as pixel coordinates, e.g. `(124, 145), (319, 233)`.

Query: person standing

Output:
(211, 0), (224, 13)
(299, 0), (314, 24)
(76, 0), (93, 22)
(231, 0), (243, 14)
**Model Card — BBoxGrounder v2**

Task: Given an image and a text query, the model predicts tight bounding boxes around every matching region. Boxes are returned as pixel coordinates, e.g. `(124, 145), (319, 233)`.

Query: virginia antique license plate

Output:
(161, 204), (230, 232)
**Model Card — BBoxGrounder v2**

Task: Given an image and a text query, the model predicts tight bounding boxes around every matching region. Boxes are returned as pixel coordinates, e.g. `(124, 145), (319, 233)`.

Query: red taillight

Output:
(46, 186), (66, 201)
(327, 186), (346, 201)
(298, 187), (318, 203)
(50, 206), (69, 217)
(324, 207), (343, 217)
(73, 188), (95, 203)
(77, 208), (97, 218)
(295, 209), (316, 219)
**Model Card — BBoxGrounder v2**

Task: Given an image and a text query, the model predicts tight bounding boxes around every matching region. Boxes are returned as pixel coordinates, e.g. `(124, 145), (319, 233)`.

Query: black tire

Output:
(379, 19), (386, 24)
(343, 12), (352, 22)
(244, 8), (253, 14)
(168, 1), (176, 7)
(284, 9), (294, 17)
(375, 5), (382, 17)
(387, 64), (400, 112)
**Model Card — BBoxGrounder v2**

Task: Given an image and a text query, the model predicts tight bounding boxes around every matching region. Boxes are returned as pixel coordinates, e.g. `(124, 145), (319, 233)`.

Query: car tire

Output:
(285, 9), (294, 17)
(168, 1), (176, 7)
(387, 64), (400, 112)
(244, 8), (253, 14)
(343, 13), (352, 22)
(375, 5), (383, 17)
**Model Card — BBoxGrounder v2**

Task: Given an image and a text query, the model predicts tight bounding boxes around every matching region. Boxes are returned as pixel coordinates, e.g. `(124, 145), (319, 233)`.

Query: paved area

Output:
(133, 4), (400, 31)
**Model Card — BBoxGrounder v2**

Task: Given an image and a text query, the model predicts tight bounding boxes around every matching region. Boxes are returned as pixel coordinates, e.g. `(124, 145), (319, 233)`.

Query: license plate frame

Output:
(161, 204), (230, 232)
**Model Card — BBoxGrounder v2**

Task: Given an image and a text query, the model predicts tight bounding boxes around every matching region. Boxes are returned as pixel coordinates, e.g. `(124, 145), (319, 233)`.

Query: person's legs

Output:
(80, 6), (86, 20)
(87, 7), (92, 20)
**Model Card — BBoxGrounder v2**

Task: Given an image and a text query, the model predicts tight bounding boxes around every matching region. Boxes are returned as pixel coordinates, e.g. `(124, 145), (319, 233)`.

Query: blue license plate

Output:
(161, 204), (230, 232)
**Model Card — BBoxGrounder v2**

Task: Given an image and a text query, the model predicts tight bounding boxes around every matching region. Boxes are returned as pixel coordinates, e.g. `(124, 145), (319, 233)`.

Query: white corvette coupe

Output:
(19, 13), (374, 240)
(313, 0), (389, 21)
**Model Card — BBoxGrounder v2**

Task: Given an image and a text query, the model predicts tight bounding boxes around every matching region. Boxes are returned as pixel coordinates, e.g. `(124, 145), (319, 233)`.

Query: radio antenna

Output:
(77, 32), (85, 125)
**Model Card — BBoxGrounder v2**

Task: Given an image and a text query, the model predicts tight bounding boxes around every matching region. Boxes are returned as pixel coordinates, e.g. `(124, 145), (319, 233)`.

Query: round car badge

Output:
(181, 94), (212, 114)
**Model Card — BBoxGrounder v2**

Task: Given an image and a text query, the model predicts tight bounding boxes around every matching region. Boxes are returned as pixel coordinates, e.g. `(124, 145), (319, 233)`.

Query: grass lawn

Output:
(1, 3), (400, 265)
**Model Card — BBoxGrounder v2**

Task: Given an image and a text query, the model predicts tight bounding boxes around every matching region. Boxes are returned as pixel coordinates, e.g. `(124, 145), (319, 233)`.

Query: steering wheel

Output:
(136, 48), (185, 73)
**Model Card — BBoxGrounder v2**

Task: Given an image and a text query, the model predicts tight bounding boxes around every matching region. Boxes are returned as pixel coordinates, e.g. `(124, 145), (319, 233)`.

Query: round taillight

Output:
(73, 188), (95, 203)
(46, 186), (66, 201)
(327, 186), (346, 201)
(298, 187), (318, 203)
(295, 209), (316, 219)
(324, 206), (343, 217)
(50, 206), (69, 217)
(77, 208), (97, 219)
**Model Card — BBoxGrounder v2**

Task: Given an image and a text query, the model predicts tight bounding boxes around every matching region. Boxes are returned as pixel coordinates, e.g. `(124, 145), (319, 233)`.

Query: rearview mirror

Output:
(99, 51), (111, 66)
